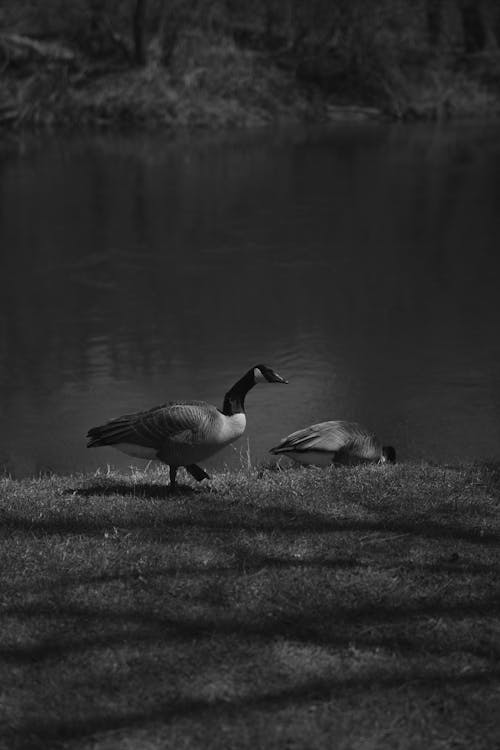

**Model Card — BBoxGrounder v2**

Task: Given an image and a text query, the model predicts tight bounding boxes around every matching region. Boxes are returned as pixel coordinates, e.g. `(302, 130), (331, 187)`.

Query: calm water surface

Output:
(1, 123), (500, 476)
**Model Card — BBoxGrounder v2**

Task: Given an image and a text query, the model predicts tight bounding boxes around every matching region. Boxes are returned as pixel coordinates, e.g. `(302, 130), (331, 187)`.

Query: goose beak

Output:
(269, 371), (288, 384)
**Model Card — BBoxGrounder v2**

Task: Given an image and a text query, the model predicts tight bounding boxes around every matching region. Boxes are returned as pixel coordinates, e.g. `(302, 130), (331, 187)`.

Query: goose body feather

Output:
(88, 401), (246, 464)
(270, 420), (389, 466)
(87, 364), (287, 487)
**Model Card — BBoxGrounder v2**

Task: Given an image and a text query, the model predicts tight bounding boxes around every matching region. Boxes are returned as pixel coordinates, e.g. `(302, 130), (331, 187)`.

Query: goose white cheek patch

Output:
(253, 368), (266, 383)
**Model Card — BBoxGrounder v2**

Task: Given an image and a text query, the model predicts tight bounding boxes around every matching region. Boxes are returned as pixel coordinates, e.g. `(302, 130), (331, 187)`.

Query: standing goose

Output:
(270, 420), (396, 467)
(87, 364), (288, 488)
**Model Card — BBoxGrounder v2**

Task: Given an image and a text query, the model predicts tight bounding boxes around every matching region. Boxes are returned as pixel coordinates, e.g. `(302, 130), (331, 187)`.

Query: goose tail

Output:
(269, 444), (285, 455)
(86, 421), (129, 448)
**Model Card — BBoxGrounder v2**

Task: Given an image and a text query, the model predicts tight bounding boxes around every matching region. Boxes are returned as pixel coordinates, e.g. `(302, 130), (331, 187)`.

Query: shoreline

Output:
(1, 34), (500, 135)
(1, 456), (499, 501)
(1, 452), (499, 483)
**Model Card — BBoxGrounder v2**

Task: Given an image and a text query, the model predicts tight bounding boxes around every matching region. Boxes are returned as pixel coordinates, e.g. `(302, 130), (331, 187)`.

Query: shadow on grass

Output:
(4, 467), (500, 748)
(7, 663), (500, 750)
(3, 498), (500, 547)
(4, 584), (500, 664)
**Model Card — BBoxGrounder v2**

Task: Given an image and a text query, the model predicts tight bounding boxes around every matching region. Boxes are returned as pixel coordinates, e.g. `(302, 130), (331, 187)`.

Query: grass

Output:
(0, 33), (325, 131)
(3, 0), (500, 131)
(1, 460), (500, 749)
(67, 37), (312, 129)
(3, 23), (500, 132)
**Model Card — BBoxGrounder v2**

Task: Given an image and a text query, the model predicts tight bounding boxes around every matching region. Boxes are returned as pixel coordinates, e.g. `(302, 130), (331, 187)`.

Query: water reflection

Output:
(1, 123), (500, 476)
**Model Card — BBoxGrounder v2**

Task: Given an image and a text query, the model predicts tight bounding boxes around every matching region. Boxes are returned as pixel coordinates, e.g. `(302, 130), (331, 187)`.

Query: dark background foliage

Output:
(1, 0), (500, 127)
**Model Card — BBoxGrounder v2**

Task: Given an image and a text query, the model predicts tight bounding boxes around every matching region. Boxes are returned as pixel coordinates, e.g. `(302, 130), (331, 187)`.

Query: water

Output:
(1, 122), (500, 477)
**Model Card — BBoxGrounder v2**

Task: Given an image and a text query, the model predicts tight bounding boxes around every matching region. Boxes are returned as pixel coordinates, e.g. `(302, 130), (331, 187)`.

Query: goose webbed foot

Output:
(185, 464), (210, 482)
(167, 464), (210, 491)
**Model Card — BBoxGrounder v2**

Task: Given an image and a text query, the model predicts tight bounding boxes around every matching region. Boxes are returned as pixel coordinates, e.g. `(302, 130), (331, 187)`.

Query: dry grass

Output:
(3, 33), (314, 131)
(1, 461), (500, 749)
(3, 0), (500, 131)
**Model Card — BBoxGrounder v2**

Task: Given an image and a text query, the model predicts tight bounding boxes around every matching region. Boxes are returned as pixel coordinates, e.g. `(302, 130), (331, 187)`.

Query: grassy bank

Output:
(1, 461), (500, 749)
(1, 35), (499, 131)
(2, 2), (500, 131)
(0, 34), (321, 131)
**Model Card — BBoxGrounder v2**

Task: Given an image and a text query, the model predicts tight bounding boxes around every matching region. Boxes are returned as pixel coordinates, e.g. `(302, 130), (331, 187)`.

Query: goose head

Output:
(382, 445), (397, 463)
(253, 364), (288, 385)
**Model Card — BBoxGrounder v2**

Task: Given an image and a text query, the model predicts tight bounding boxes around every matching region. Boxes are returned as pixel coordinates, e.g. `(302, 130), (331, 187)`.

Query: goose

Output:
(270, 420), (396, 467)
(87, 364), (288, 488)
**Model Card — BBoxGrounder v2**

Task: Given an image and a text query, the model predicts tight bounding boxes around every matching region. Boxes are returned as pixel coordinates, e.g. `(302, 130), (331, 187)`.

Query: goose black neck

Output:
(222, 369), (255, 415)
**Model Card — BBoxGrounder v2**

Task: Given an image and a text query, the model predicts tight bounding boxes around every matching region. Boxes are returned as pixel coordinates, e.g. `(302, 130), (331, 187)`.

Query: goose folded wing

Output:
(87, 400), (213, 448)
(273, 422), (350, 453)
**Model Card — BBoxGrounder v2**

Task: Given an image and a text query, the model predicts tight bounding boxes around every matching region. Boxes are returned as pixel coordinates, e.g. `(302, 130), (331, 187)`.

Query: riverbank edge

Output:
(1, 458), (499, 506)
(2, 38), (500, 135)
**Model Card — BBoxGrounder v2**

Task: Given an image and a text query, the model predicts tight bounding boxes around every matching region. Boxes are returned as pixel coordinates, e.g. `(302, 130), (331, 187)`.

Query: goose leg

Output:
(169, 465), (178, 488)
(185, 464), (210, 482)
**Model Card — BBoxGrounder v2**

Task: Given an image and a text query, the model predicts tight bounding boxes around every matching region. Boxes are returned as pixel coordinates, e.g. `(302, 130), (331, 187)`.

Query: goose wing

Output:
(87, 400), (217, 449)
(270, 421), (367, 454)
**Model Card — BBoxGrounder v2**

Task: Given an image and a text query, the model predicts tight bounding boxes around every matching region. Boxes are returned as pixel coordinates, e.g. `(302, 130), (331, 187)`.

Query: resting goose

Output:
(87, 364), (288, 488)
(270, 420), (396, 466)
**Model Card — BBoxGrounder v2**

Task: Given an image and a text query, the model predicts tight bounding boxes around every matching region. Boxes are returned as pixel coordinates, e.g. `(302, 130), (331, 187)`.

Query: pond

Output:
(1, 122), (499, 477)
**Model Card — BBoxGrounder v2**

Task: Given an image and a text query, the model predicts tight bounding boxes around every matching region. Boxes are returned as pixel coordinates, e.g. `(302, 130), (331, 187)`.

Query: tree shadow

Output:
(5, 520), (500, 748)
(5, 467), (500, 748)
(7, 656), (500, 750)
(139, 504), (500, 547)
(3, 498), (500, 546)
(4, 576), (500, 665)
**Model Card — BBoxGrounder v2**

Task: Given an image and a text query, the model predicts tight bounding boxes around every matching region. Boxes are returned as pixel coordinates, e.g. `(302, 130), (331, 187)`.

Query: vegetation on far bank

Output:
(1, 460), (500, 749)
(1, 1), (500, 132)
